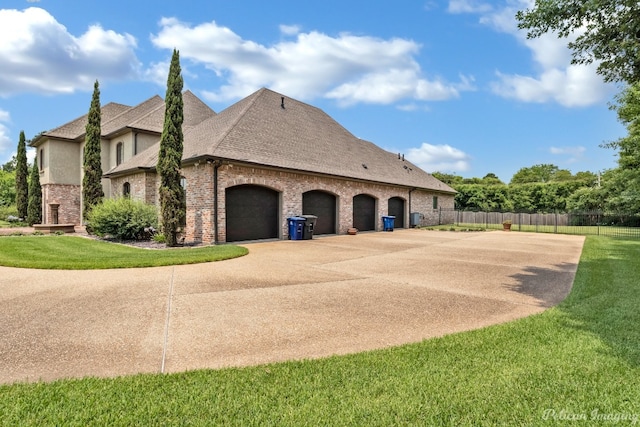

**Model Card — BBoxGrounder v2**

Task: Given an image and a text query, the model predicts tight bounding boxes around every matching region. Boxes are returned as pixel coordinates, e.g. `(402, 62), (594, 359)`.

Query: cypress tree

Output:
(158, 49), (185, 247)
(27, 154), (42, 225)
(83, 80), (104, 221)
(15, 130), (29, 219)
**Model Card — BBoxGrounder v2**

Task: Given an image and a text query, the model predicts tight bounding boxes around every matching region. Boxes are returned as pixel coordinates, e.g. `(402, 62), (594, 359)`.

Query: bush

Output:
(0, 205), (19, 221)
(87, 197), (158, 240)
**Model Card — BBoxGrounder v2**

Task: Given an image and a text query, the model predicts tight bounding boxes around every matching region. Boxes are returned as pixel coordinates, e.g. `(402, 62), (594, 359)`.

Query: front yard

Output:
(0, 235), (638, 425)
(0, 235), (248, 269)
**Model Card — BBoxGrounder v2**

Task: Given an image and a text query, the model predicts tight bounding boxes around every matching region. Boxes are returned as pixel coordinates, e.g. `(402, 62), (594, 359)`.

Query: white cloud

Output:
(448, 0), (492, 14)
(550, 145), (586, 163)
(279, 24), (301, 36)
(151, 18), (472, 105)
(0, 7), (140, 96)
(0, 109), (12, 157)
(461, 1), (613, 107)
(406, 142), (471, 173)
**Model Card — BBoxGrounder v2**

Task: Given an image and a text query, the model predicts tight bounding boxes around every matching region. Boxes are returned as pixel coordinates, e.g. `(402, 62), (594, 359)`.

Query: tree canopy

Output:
(517, 0), (640, 84)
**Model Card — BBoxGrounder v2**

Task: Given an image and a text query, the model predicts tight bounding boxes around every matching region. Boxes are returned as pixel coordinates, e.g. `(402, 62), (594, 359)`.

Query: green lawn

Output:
(1, 236), (639, 425)
(0, 235), (248, 269)
(458, 222), (640, 238)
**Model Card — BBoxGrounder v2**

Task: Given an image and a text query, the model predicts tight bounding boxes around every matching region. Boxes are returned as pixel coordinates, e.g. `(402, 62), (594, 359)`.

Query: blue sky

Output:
(0, 0), (626, 182)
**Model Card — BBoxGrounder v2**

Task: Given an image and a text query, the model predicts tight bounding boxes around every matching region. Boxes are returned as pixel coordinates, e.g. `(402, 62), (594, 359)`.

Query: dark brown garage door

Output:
(388, 197), (405, 228)
(353, 194), (376, 231)
(225, 185), (279, 242)
(303, 190), (337, 235)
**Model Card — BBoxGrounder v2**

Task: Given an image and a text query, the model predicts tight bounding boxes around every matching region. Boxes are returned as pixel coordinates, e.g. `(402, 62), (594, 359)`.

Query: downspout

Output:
(213, 160), (222, 244)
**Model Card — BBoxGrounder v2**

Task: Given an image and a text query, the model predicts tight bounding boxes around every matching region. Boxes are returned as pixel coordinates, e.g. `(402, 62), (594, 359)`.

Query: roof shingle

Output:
(101, 88), (452, 193)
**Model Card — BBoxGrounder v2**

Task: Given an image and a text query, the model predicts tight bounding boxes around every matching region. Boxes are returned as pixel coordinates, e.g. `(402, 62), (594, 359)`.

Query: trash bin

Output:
(382, 215), (395, 231)
(287, 217), (306, 240)
(301, 215), (318, 240)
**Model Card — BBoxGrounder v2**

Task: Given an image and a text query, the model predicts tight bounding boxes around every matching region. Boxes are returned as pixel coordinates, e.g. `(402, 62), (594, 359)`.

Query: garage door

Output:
(225, 185), (279, 242)
(388, 197), (405, 228)
(353, 194), (376, 231)
(303, 190), (337, 235)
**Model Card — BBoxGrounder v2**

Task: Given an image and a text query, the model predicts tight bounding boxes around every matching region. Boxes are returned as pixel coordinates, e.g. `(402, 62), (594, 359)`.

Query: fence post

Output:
(554, 211), (558, 234)
(518, 212), (521, 231)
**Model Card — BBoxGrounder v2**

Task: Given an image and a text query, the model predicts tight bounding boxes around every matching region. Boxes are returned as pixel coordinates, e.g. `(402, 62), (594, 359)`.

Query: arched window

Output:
(123, 182), (130, 197)
(116, 142), (124, 166)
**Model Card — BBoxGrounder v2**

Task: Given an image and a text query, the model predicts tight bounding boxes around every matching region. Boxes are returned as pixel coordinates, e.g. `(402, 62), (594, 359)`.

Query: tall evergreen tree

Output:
(27, 154), (42, 225)
(15, 130), (29, 219)
(82, 80), (104, 221)
(158, 49), (185, 247)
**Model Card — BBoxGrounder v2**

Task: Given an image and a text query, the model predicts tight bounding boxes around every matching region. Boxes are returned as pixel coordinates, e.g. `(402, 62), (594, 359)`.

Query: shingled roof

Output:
(34, 102), (132, 143)
(32, 90), (216, 145)
(109, 88), (454, 193)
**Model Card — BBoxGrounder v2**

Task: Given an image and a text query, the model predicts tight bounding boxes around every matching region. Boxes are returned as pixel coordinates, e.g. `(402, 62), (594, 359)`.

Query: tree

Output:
(2, 156), (17, 173)
(510, 164), (562, 184)
(482, 173), (504, 185)
(27, 154), (42, 225)
(432, 172), (463, 186)
(158, 49), (185, 247)
(599, 83), (640, 212)
(0, 169), (16, 208)
(516, 0), (640, 84)
(83, 80), (104, 221)
(15, 131), (29, 219)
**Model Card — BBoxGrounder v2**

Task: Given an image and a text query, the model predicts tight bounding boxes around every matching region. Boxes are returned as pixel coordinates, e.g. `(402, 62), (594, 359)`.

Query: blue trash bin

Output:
(382, 215), (395, 231)
(287, 217), (306, 240)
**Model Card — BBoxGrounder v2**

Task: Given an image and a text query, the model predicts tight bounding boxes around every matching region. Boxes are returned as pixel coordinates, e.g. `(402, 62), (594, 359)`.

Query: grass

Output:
(0, 236), (639, 425)
(0, 220), (27, 228)
(0, 235), (248, 269)
(458, 222), (640, 238)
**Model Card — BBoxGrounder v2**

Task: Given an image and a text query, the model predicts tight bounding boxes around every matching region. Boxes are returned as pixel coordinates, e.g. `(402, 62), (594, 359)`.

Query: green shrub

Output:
(0, 205), (19, 221)
(87, 197), (158, 240)
(152, 233), (166, 244)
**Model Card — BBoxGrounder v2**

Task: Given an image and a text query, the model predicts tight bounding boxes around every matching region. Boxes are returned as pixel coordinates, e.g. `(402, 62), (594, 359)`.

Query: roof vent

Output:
(362, 163), (368, 169)
(281, 97), (285, 109)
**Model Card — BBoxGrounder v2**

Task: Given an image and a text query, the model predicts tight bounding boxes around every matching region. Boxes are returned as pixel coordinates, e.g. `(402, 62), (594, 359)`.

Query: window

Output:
(123, 182), (131, 197)
(433, 196), (438, 209)
(39, 148), (44, 170)
(116, 142), (124, 166)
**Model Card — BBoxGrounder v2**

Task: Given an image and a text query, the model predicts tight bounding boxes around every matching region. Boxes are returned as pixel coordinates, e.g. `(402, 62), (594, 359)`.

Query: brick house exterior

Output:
(32, 88), (456, 244)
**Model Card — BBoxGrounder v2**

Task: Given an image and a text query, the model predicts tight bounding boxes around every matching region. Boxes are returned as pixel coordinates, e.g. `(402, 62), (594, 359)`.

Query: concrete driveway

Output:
(0, 229), (584, 384)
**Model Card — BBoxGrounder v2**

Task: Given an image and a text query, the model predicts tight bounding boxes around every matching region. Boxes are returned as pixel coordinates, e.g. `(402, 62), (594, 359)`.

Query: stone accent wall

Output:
(110, 172), (157, 205)
(178, 163), (455, 244)
(41, 183), (81, 225)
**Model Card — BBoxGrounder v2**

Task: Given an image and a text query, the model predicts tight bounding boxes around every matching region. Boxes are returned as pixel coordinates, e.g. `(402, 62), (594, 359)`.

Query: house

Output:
(31, 87), (456, 244)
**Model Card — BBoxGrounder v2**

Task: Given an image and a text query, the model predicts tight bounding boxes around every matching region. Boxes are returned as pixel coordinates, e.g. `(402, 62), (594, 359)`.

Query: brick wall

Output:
(178, 163), (455, 244)
(42, 184), (81, 225)
(110, 172), (157, 205)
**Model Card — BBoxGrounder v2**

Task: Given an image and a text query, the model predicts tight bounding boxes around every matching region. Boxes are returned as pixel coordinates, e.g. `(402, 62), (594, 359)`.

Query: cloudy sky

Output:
(0, 0), (625, 182)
